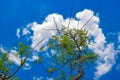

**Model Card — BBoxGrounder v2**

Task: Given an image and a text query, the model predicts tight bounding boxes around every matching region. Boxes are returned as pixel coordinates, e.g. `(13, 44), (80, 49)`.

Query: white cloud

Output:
(46, 77), (54, 80)
(51, 50), (56, 55)
(32, 55), (39, 60)
(27, 13), (63, 50)
(22, 27), (31, 36)
(33, 76), (43, 80)
(94, 43), (115, 80)
(16, 28), (20, 38)
(8, 50), (21, 65)
(0, 47), (33, 68)
(8, 53), (39, 70)
(21, 9), (117, 80)
(108, 32), (116, 36)
(33, 76), (54, 80)
(0, 46), (7, 53)
(23, 63), (31, 70)
(75, 10), (116, 80)
(0, 47), (21, 65)
(28, 55), (39, 62)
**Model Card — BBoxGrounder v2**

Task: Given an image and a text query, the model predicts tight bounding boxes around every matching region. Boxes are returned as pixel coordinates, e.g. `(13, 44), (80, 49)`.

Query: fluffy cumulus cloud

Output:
(93, 43), (116, 80)
(20, 9), (117, 80)
(26, 13), (63, 50)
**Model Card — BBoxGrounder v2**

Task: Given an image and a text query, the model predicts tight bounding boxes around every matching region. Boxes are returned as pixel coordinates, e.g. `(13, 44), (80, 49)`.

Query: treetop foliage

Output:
(37, 26), (98, 80)
(0, 26), (98, 80)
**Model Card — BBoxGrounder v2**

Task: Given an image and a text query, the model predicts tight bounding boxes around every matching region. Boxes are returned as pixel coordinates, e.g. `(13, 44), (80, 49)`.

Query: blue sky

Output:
(0, 0), (120, 80)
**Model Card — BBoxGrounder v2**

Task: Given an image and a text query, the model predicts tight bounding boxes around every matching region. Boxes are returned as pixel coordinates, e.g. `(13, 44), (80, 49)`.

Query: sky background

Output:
(0, 0), (120, 80)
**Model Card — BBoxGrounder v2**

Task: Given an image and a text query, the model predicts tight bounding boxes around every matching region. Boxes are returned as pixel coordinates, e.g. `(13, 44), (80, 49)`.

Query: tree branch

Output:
(5, 39), (44, 79)
(73, 71), (84, 80)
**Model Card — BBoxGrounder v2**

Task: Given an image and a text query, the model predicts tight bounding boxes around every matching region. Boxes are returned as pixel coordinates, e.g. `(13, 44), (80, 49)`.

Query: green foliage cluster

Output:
(0, 42), (31, 79)
(18, 42), (31, 57)
(0, 52), (10, 75)
(39, 27), (98, 79)
(0, 26), (98, 80)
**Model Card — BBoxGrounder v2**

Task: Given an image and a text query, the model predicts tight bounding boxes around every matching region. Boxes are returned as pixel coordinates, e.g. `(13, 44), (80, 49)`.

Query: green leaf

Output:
(56, 70), (66, 80)
(52, 35), (59, 40)
(48, 67), (57, 73)
(39, 46), (44, 51)
(18, 42), (30, 57)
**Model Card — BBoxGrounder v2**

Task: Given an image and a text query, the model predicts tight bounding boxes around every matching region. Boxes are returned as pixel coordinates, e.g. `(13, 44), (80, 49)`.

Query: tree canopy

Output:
(0, 26), (98, 80)
(38, 26), (98, 80)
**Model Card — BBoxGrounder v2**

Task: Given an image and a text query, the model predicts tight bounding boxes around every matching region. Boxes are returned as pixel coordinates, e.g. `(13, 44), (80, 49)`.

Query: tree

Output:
(38, 26), (98, 80)
(0, 13), (98, 80)
(0, 26), (98, 80)
(0, 39), (44, 80)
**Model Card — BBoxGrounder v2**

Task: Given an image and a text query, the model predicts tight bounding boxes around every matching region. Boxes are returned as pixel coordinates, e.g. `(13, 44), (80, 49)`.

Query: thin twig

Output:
(53, 17), (60, 32)
(87, 25), (96, 37)
(81, 15), (94, 30)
